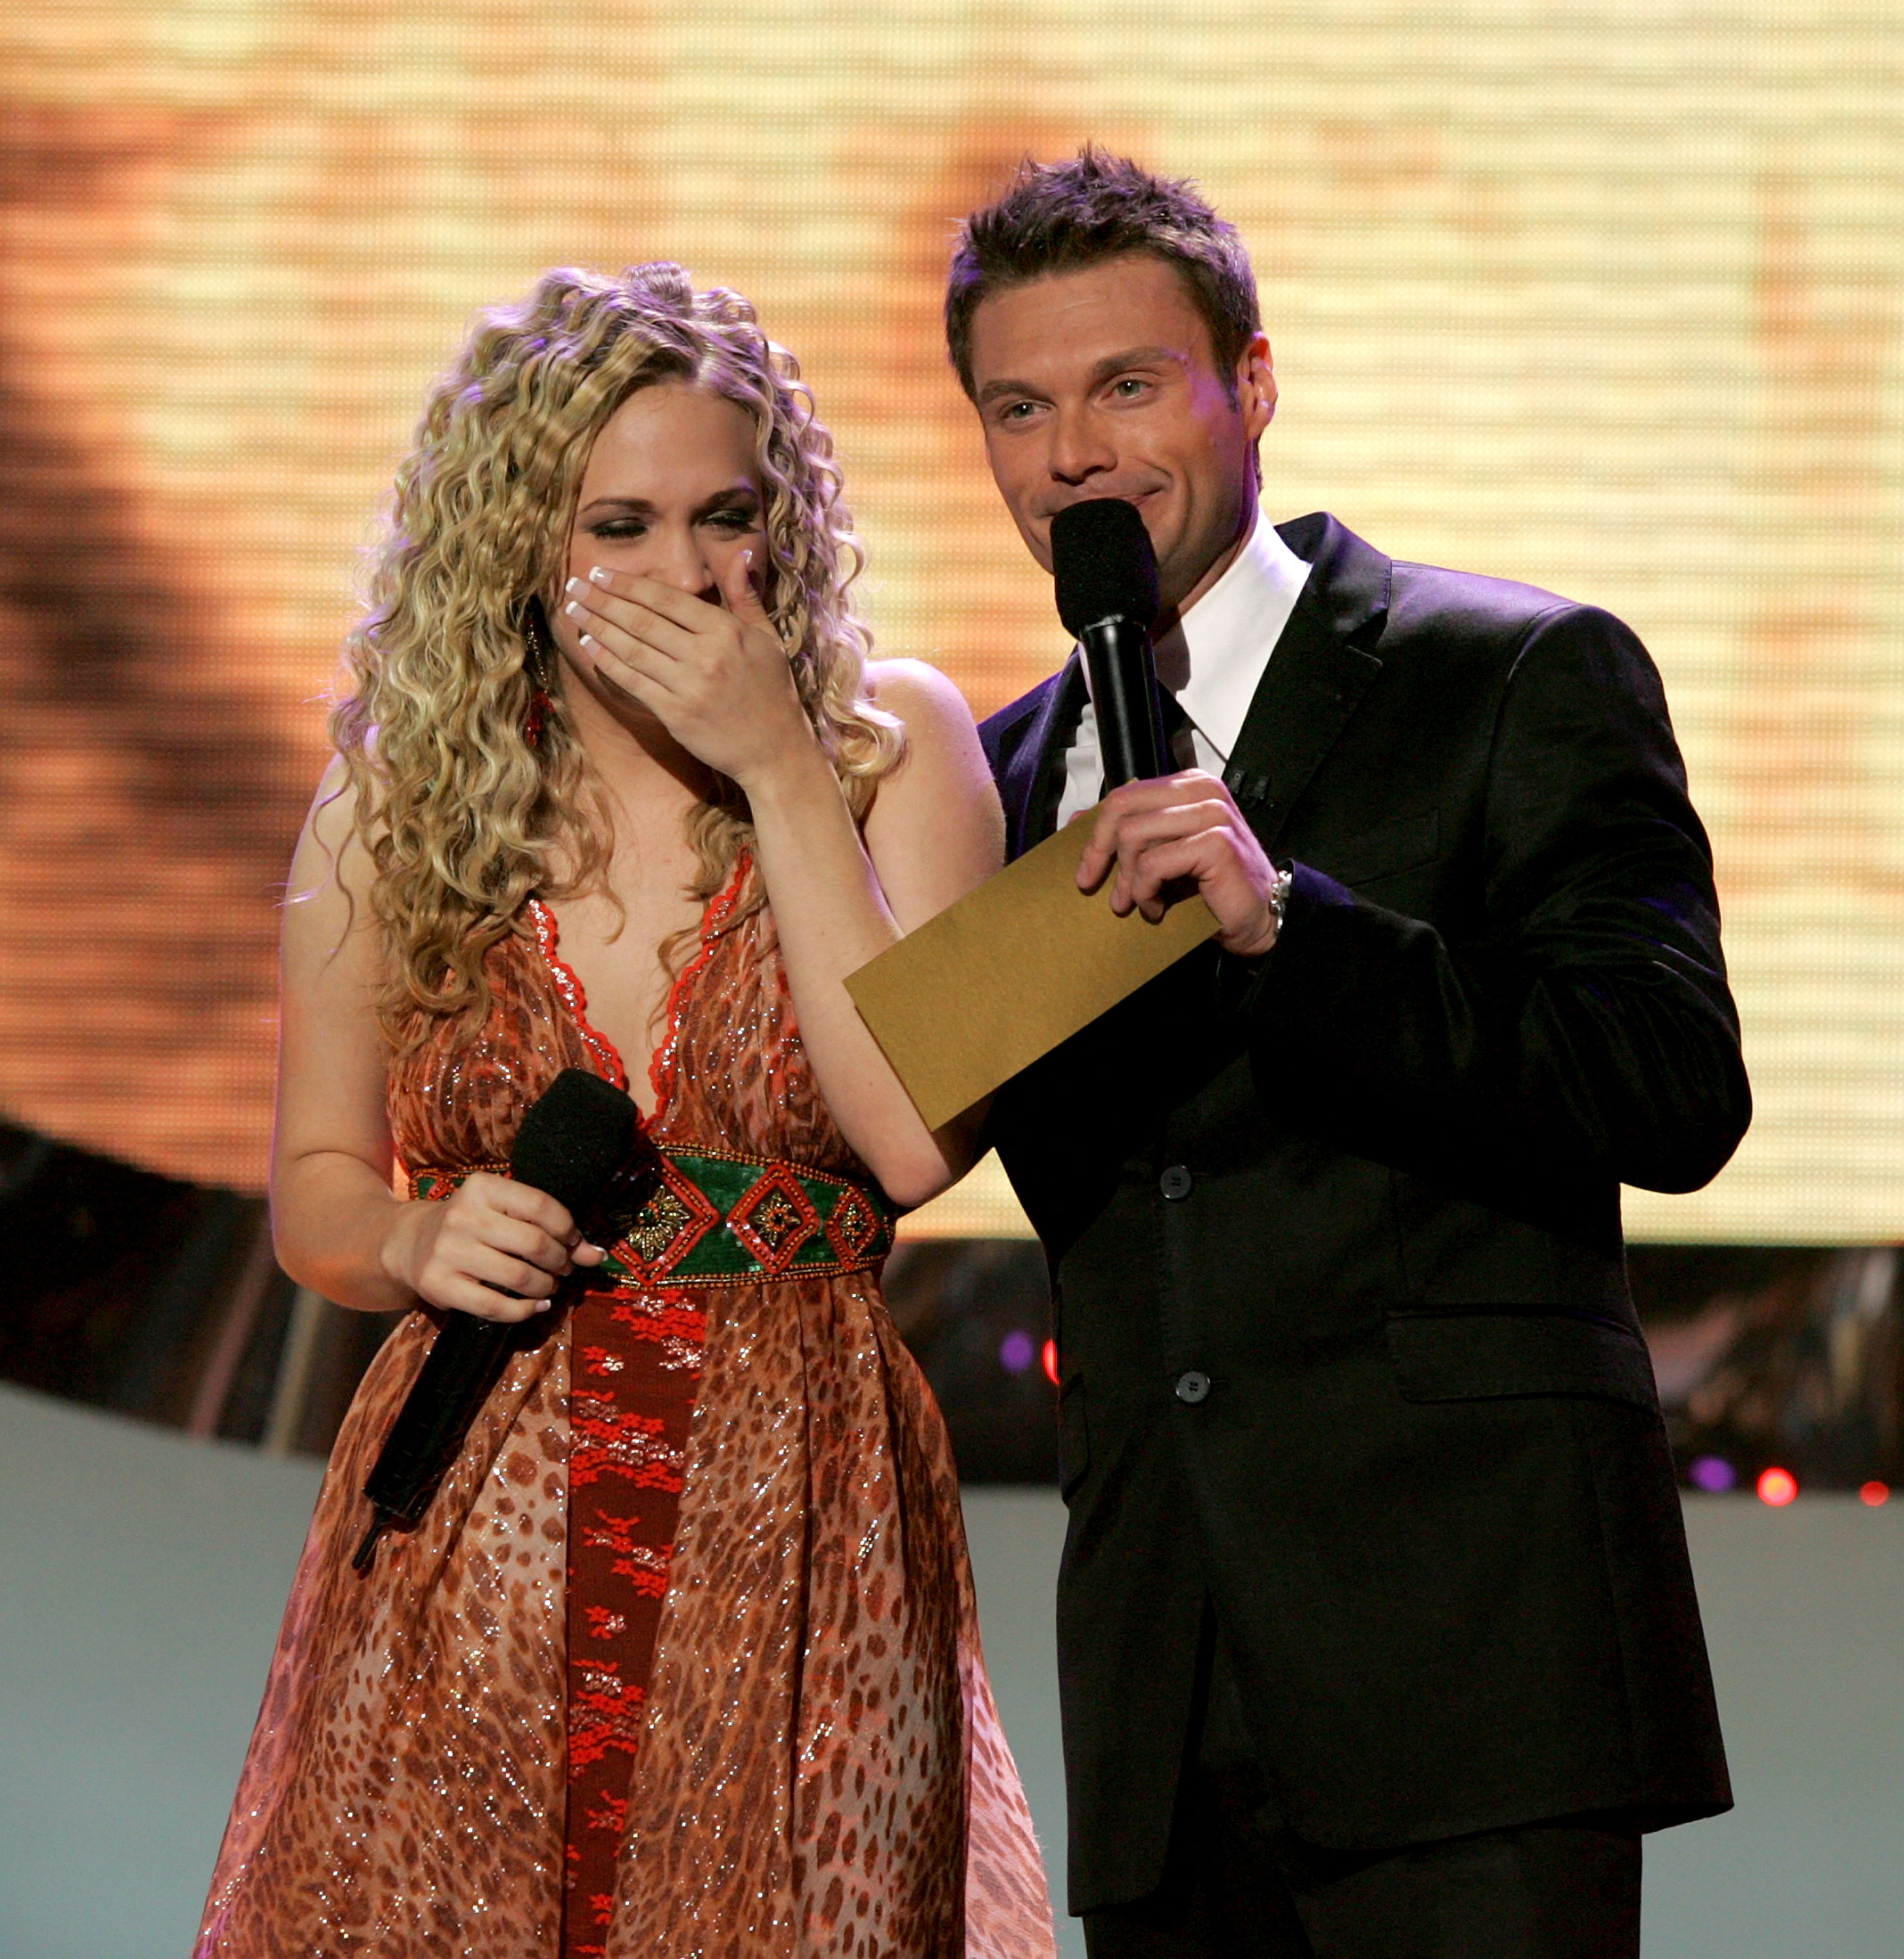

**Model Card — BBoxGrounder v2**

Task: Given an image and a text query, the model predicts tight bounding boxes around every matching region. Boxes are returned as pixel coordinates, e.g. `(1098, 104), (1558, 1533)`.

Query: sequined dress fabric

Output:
(194, 866), (1055, 1958)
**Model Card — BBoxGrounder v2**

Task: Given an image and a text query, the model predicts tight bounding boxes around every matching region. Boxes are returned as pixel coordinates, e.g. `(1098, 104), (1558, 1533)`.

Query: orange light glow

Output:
(1041, 1339), (1060, 1388)
(1756, 1467), (1799, 1506)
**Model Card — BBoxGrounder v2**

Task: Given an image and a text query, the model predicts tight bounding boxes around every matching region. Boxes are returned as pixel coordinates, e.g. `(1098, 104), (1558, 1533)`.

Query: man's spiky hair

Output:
(945, 146), (1261, 398)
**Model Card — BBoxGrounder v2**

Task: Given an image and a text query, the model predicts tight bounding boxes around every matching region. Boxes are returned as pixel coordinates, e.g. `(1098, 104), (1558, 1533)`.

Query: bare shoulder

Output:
(863, 658), (979, 741)
(861, 658), (993, 803)
(284, 756), (379, 967)
(859, 662), (1002, 904)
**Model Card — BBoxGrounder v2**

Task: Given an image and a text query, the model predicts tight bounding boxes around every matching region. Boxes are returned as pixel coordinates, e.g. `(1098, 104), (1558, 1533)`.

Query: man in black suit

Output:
(947, 150), (1749, 1957)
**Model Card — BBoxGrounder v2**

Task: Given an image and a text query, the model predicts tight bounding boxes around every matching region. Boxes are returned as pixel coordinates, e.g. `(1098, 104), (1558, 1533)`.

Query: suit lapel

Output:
(996, 515), (1389, 860)
(1222, 514), (1392, 855)
(1002, 650), (1088, 857)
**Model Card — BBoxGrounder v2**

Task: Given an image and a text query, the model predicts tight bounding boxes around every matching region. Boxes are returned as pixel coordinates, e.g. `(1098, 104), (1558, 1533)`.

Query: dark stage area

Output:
(7, 1118), (1899, 1503)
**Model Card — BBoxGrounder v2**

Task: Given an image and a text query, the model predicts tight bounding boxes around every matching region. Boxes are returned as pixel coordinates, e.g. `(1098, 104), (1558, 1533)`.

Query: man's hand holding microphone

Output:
(1053, 498), (1287, 961)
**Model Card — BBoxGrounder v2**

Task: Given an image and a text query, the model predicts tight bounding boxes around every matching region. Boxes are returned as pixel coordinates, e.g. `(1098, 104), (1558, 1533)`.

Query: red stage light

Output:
(1041, 1339), (1060, 1387)
(1860, 1481), (1890, 1506)
(1756, 1466), (1798, 1506)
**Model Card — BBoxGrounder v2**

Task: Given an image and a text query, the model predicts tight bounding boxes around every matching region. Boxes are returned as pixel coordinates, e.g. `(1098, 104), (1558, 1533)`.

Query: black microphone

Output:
(351, 1067), (639, 1573)
(1051, 498), (1166, 789)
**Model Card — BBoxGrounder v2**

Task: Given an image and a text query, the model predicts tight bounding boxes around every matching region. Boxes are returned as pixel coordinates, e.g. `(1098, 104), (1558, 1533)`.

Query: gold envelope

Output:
(845, 810), (1218, 1131)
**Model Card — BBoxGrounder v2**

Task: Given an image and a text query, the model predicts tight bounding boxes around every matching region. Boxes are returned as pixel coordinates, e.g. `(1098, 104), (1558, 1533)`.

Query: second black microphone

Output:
(1050, 497), (1167, 790)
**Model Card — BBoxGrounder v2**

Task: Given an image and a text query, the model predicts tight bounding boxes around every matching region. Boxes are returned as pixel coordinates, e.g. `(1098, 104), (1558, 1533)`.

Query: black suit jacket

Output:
(979, 513), (1747, 1915)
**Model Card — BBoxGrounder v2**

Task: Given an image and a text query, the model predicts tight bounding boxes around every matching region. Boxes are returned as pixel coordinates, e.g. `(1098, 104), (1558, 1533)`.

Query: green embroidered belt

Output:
(409, 1144), (895, 1290)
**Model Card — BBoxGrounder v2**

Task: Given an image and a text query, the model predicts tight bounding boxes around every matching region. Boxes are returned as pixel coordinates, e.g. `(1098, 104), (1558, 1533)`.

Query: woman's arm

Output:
(563, 563), (1004, 1205)
(273, 765), (601, 1316)
(748, 658), (1004, 1204)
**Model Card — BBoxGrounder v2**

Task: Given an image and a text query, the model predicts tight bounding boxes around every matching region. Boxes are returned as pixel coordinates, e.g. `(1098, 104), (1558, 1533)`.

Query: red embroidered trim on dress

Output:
(559, 1273), (706, 1958)
(569, 1400), (684, 1492)
(568, 1659), (646, 1769)
(530, 863), (738, 1959)
(526, 898), (629, 1092)
(608, 1292), (707, 1372)
(528, 854), (749, 1116)
(648, 853), (752, 1122)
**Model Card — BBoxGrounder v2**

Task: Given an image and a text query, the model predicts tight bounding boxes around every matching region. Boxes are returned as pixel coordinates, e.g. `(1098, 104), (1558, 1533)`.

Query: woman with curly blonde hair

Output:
(194, 264), (1055, 1959)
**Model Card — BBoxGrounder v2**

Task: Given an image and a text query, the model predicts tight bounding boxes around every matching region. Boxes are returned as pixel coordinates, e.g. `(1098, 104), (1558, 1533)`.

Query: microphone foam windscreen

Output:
(509, 1067), (639, 1220)
(1051, 498), (1161, 637)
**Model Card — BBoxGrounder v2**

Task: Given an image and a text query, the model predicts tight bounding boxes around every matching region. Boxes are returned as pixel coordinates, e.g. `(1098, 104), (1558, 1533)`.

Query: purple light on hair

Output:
(999, 1330), (1037, 1375)
(1689, 1456), (1737, 1493)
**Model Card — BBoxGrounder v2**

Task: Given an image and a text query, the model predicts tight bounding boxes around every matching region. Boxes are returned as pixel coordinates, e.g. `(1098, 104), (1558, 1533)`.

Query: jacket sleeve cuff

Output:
(1214, 859), (1345, 1016)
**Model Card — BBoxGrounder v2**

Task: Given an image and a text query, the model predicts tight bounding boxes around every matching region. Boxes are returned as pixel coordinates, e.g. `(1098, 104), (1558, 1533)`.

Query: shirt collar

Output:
(1153, 516), (1310, 759)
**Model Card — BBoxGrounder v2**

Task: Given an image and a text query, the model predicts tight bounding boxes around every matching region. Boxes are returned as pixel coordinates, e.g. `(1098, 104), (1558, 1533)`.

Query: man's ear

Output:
(1238, 332), (1277, 439)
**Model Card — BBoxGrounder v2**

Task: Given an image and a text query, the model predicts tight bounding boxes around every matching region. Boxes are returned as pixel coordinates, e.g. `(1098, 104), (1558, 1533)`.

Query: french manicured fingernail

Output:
(588, 565), (612, 584)
(564, 576), (582, 596)
(563, 599), (584, 619)
(534, 1299), (552, 1313)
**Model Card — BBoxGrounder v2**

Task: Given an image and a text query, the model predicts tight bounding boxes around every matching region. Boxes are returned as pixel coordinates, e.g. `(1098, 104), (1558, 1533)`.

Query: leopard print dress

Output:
(193, 860), (1056, 1959)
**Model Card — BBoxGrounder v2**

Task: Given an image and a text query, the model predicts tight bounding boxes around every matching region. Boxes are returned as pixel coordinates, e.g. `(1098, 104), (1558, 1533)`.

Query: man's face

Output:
(965, 253), (1276, 618)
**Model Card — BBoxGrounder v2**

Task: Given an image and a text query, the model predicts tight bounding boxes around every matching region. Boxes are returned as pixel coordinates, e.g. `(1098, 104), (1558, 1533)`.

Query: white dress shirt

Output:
(1056, 515), (1312, 826)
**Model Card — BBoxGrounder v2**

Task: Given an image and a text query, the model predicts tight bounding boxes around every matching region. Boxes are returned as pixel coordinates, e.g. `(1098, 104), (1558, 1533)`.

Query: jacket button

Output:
(1175, 1370), (1212, 1405)
(1159, 1164), (1194, 1200)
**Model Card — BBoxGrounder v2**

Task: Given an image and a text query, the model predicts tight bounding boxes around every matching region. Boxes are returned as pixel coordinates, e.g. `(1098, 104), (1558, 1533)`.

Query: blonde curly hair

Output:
(330, 263), (903, 1049)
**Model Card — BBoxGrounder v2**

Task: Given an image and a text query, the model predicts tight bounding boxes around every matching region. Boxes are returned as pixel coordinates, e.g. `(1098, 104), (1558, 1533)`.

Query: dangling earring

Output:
(521, 597), (556, 750)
